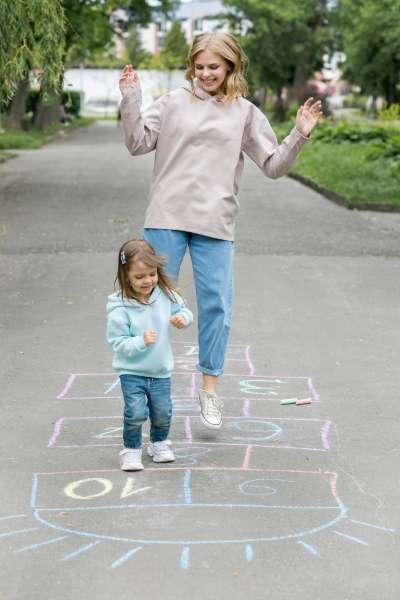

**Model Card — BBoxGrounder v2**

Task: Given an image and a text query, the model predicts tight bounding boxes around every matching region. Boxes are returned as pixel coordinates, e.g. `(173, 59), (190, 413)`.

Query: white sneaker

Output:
(147, 440), (175, 463)
(119, 448), (144, 471)
(198, 389), (223, 429)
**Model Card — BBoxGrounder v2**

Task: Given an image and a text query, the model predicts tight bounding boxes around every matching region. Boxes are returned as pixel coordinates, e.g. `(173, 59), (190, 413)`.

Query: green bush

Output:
(378, 103), (400, 121)
(367, 135), (400, 170)
(342, 94), (368, 109)
(313, 121), (389, 143)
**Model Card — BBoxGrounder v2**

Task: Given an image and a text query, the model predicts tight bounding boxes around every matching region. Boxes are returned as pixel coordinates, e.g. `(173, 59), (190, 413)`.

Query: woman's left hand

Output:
(295, 97), (323, 138)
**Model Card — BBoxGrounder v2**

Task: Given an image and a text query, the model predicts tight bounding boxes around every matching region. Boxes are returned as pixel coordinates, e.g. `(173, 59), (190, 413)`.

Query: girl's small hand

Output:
(143, 330), (157, 346)
(119, 64), (139, 94)
(295, 97), (323, 138)
(170, 315), (187, 329)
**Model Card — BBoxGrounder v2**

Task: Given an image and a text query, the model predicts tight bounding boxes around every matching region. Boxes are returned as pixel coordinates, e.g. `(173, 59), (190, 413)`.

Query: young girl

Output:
(106, 239), (193, 471)
(118, 32), (322, 430)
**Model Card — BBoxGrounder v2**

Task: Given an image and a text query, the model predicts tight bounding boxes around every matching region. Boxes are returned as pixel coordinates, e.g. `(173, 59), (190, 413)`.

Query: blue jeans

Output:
(143, 229), (234, 376)
(119, 375), (172, 449)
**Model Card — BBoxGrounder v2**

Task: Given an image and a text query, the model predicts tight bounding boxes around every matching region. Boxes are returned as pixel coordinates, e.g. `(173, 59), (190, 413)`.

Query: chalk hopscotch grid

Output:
(6, 343), (395, 569)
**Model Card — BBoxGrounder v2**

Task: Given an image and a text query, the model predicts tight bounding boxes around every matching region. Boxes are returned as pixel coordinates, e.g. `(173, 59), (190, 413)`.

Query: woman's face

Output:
(194, 50), (231, 95)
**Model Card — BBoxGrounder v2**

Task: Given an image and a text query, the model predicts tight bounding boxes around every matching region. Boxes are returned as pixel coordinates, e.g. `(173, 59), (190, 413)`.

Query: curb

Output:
(288, 172), (400, 213)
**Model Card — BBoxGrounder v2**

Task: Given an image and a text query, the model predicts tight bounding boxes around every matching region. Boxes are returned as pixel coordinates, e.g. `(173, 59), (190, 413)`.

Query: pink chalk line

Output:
(190, 373), (197, 398)
(307, 377), (320, 403)
(242, 445), (253, 469)
(184, 417), (192, 441)
(35, 467), (335, 476)
(245, 346), (255, 376)
(56, 374), (76, 399)
(242, 399), (251, 417)
(47, 418), (65, 447)
(321, 420), (332, 450)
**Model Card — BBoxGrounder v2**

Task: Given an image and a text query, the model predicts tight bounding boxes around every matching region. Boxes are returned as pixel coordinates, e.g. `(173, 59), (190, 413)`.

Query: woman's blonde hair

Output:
(185, 32), (248, 102)
(115, 239), (177, 303)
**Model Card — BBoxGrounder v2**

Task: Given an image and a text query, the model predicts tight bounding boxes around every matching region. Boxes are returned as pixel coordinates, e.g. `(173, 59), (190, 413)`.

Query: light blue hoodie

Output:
(106, 286), (193, 378)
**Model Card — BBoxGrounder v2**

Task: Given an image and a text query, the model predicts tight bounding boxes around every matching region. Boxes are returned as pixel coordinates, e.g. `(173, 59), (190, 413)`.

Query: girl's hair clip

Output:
(120, 250), (127, 265)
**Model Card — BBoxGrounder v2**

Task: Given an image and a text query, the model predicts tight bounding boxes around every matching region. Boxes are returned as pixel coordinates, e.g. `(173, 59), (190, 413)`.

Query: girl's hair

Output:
(185, 32), (248, 102)
(115, 239), (177, 303)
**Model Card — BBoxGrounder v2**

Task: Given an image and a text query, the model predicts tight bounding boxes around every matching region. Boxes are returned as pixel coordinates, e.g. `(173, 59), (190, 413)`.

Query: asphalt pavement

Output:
(0, 121), (399, 600)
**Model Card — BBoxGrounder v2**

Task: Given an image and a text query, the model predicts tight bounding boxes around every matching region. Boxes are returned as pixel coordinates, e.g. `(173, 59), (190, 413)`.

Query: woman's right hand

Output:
(119, 64), (139, 94)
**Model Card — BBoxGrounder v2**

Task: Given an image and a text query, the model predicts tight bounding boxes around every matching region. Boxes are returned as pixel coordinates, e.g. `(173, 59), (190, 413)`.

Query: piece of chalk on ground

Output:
(280, 398), (298, 405)
(296, 398), (312, 405)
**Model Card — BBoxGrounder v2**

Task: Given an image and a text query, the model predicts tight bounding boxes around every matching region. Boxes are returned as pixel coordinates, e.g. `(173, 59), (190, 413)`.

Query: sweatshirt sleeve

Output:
(242, 103), (309, 180)
(119, 83), (169, 156)
(107, 308), (147, 356)
(170, 292), (193, 328)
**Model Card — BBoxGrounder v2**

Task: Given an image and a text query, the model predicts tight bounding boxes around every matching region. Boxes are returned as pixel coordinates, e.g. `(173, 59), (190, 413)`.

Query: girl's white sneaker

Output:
(119, 448), (144, 471)
(147, 440), (175, 463)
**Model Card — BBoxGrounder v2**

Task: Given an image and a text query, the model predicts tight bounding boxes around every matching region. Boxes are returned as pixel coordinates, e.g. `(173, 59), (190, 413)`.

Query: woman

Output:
(118, 32), (322, 430)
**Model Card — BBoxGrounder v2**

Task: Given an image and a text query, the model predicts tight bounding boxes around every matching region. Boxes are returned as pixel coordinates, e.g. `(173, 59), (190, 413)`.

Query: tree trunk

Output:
(34, 96), (61, 129)
(7, 78), (30, 128)
(273, 89), (288, 122)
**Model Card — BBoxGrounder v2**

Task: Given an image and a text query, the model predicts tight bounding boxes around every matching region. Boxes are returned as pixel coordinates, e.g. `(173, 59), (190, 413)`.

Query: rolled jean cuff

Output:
(197, 364), (224, 377)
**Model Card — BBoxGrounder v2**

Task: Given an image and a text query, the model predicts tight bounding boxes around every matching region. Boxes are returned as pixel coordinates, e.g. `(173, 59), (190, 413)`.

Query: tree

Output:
(223, 0), (334, 119)
(125, 24), (151, 68)
(160, 21), (188, 70)
(335, 0), (400, 106)
(0, 0), (65, 122)
(1, 0), (178, 127)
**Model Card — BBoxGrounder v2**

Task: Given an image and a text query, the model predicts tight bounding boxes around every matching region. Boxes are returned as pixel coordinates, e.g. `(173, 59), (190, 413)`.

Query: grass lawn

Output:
(0, 116), (96, 150)
(273, 121), (400, 209)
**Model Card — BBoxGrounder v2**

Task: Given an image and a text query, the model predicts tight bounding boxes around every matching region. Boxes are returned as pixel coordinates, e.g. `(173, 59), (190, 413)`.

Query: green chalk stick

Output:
(280, 398), (298, 405)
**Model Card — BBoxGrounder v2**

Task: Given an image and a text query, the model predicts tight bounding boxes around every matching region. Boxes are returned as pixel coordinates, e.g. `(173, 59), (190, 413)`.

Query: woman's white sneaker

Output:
(198, 389), (223, 429)
(119, 448), (144, 471)
(147, 440), (175, 463)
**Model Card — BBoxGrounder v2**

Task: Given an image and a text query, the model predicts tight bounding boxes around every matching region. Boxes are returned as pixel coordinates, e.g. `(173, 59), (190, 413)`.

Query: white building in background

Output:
(139, 1), (232, 54)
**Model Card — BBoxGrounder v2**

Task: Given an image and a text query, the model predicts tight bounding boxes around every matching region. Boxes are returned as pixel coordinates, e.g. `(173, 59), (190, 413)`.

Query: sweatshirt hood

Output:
(107, 286), (161, 313)
(182, 79), (224, 102)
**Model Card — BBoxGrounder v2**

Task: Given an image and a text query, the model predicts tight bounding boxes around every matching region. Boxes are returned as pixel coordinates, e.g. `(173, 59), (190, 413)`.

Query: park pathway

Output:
(0, 121), (399, 600)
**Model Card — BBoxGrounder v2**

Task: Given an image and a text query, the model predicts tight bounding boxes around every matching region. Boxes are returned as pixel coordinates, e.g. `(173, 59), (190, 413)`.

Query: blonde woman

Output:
(119, 32), (322, 430)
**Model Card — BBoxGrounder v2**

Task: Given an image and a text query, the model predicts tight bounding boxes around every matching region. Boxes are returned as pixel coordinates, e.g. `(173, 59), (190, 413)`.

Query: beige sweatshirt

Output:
(120, 80), (309, 241)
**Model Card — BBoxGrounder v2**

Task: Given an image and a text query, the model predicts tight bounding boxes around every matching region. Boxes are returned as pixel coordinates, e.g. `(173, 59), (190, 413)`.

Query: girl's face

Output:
(127, 260), (158, 301)
(194, 50), (231, 95)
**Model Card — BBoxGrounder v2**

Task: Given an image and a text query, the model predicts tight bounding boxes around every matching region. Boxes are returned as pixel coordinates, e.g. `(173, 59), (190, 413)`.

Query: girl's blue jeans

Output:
(143, 229), (234, 377)
(119, 374), (172, 449)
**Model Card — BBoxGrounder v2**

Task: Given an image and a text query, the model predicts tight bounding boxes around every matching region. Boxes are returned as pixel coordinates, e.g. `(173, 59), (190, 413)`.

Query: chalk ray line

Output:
(0, 527), (42, 539)
(349, 519), (396, 533)
(333, 531), (368, 546)
(180, 546), (190, 569)
(14, 535), (70, 553)
(110, 546), (143, 569)
(298, 541), (319, 556)
(245, 544), (254, 561)
(61, 540), (101, 561)
(0, 514), (28, 521)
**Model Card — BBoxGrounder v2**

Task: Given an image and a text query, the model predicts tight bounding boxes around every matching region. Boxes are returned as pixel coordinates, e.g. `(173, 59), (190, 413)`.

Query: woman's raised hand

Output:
(119, 64), (139, 94)
(295, 97), (323, 138)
